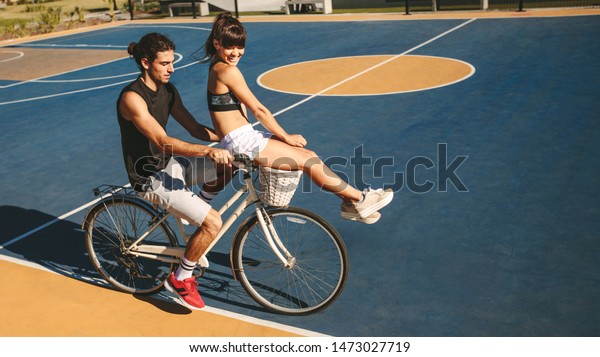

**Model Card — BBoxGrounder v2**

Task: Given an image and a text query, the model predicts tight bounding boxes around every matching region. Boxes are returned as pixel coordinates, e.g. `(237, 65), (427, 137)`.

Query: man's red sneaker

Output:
(164, 273), (205, 310)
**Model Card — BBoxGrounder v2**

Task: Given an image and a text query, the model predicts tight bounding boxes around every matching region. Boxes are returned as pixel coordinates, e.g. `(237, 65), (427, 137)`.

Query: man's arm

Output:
(119, 91), (232, 165)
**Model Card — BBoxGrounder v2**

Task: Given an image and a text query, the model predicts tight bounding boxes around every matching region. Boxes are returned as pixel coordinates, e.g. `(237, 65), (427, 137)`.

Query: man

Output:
(117, 33), (233, 310)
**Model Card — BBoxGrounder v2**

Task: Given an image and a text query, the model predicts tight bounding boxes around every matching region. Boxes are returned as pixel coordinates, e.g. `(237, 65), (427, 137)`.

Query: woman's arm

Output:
(221, 65), (307, 147)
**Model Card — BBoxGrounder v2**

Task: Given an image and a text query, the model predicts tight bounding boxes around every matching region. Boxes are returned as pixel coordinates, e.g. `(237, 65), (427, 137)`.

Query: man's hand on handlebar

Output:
(208, 148), (234, 166)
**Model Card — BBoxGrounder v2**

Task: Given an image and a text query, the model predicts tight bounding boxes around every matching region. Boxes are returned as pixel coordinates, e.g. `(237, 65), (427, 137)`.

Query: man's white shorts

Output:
(139, 156), (217, 227)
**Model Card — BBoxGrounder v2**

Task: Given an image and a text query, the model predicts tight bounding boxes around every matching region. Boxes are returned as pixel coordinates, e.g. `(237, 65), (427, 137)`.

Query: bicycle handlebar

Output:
(233, 154), (258, 171)
(232, 154), (256, 169)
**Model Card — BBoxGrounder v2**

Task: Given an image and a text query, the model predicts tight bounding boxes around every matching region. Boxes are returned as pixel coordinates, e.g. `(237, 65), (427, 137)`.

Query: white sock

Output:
(174, 257), (196, 281)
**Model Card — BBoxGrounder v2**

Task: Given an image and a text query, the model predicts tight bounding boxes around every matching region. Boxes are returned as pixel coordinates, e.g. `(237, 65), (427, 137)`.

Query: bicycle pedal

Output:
(194, 267), (207, 278)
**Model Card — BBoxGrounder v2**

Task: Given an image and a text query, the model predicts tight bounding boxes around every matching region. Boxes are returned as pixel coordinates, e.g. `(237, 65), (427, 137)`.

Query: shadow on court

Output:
(0, 205), (92, 277)
(0, 205), (269, 314)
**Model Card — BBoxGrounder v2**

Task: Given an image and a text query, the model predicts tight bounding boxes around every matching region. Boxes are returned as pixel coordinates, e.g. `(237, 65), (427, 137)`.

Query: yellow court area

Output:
(0, 48), (127, 82)
(258, 55), (475, 96)
(0, 259), (305, 337)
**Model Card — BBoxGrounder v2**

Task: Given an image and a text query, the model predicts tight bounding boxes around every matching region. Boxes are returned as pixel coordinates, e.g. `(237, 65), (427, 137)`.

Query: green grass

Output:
(1, 1), (108, 38)
(0, 0), (111, 21)
(0, 0), (160, 39)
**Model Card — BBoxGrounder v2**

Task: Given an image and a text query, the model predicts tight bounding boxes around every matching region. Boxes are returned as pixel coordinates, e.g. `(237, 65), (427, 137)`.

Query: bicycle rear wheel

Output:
(232, 207), (348, 315)
(83, 195), (177, 294)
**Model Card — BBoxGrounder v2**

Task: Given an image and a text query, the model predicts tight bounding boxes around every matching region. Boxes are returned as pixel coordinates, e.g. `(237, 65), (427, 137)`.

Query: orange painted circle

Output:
(257, 55), (475, 96)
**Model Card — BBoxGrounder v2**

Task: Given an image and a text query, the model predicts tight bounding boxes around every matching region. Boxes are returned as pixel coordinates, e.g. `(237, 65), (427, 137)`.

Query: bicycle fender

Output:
(81, 194), (158, 230)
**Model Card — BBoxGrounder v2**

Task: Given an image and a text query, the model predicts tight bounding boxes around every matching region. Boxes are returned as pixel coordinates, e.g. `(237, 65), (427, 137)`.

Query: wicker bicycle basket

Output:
(258, 167), (303, 206)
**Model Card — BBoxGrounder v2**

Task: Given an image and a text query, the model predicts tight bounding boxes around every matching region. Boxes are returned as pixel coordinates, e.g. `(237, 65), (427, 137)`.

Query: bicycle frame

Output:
(116, 165), (295, 279)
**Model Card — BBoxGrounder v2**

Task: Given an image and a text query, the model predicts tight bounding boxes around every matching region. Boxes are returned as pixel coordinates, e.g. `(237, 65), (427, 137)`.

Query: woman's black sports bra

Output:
(207, 60), (246, 117)
(207, 90), (243, 112)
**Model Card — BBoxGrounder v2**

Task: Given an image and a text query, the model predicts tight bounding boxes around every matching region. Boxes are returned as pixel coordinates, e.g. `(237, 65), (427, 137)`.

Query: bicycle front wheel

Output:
(232, 207), (348, 315)
(83, 195), (177, 294)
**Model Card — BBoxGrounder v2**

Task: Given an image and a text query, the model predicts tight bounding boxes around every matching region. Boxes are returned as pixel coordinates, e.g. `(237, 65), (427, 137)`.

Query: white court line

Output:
(270, 17), (478, 117)
(32, 71), (140, 83)
(258, 54), (476, 97)
(1, 23), (210, 90)
(201, 306), (330, 337)
(0, 50), (24, 63)
(1, 18), (477, 246)
(122, 24), (212, 31)
(32, 54), (184, 83)
(0, 79), (133, 106)
(0, 54), (190, 104)
(0, 185), (130, 250)
(0, 55), (130, 90)
(0, 53), (184, 89)
(18, 44), (128, 49)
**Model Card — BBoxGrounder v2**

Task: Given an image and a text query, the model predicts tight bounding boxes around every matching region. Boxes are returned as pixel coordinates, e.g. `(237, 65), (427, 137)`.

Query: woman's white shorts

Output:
(220, 124), (272, 159)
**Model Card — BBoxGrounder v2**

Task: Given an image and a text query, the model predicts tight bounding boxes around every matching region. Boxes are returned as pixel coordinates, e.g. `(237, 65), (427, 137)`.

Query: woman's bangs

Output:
(221, 29), (246, 48)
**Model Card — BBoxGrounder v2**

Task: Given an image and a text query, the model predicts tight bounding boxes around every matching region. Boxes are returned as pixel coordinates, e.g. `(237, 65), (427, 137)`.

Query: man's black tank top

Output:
(117, 77), (177, 191)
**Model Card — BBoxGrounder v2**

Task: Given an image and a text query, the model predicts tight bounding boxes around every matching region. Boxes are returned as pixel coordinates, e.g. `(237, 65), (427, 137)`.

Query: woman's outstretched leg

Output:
(256, 139), (393, 223)
(257, 138), (361, 202)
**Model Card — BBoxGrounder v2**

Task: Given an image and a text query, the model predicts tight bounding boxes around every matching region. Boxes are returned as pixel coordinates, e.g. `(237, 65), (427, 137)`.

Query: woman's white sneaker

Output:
(353, 188), (393, 218)
(340, 188), (393, 223)
(341, 209), (381, 224)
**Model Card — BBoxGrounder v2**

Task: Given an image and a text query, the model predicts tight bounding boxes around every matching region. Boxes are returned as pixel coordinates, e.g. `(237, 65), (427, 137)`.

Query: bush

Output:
(38, 6), (61, 33)
(0, 18), (31, 38)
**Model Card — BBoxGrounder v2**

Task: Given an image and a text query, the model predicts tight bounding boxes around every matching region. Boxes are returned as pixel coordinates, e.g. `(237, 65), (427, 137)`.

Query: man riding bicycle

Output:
(117, 33), (232, 310)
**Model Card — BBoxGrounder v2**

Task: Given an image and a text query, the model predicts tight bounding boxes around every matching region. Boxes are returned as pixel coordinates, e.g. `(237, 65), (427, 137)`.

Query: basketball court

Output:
(1, 9), (599, 341)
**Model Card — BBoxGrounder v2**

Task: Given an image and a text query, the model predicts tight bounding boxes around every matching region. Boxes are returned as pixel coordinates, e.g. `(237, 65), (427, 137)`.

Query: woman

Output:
(204, 12), (392, 224)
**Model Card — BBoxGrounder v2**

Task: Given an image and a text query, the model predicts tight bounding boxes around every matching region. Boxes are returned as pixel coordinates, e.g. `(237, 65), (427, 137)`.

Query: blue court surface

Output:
(1, 14), (599, 337)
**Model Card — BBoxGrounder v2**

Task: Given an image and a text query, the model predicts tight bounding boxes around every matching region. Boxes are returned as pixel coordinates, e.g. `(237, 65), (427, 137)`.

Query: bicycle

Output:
(82, 155), (348, 315)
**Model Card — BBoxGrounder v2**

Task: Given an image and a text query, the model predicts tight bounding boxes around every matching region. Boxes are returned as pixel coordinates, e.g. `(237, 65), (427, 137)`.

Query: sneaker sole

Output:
(358, 190), (394, 219)
(164, 279), (204, 310)
(341, 211), (381, 224)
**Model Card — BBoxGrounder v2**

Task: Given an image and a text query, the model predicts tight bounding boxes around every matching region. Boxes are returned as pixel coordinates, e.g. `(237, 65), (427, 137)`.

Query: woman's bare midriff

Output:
(210, 110), (250, 139)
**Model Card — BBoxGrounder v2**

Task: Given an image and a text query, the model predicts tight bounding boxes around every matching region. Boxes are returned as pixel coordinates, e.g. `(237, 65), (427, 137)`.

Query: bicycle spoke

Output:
(233, 207), (347, 315)
(85, 198), (175, 294)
